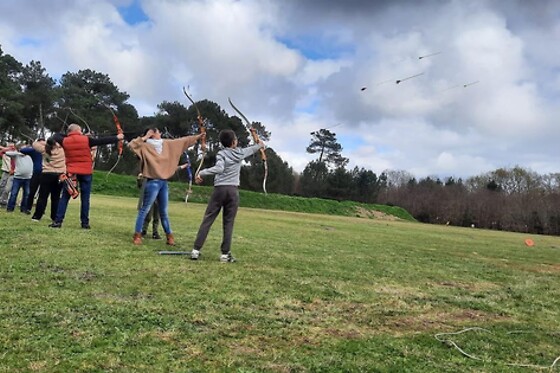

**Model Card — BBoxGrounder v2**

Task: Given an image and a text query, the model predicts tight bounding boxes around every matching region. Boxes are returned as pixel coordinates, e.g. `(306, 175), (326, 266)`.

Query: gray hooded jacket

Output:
(199, 143), (263, 186)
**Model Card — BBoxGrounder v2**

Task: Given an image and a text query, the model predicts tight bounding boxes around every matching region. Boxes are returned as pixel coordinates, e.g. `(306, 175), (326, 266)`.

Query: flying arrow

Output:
(396, 72), (424, 84)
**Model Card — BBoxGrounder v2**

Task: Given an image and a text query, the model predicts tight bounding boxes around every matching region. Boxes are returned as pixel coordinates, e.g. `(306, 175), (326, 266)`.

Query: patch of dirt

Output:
(267, 297), (513, 346)
(78, 270), (98, 282)
(269, 298), (380, 345)
(382, 317), (448, 335)
(263, 363), (297, 373)
(530, 263), (560, 274)
(28, 361), (48, 371)
(324, 327), (363, 339)
(382, 309), (511, 336)
(355, 206), (399, 220)
(433, 281), (500, 291)
(231, 345), (263, 356)
(492, 261), (560, 274)
(376, 284), (425, 297)
(152, 330), (178, 343)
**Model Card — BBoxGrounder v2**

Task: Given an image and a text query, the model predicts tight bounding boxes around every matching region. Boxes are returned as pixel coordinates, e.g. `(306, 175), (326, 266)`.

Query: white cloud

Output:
(1, 0), (559, 179)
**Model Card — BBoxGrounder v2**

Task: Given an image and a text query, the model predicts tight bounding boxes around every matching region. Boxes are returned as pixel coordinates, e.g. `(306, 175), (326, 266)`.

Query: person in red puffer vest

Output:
(49, 123), (124, 229)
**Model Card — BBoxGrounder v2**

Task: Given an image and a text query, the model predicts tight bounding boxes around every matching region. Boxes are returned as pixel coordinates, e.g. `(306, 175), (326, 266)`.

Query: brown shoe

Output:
(133, 232), (143, 245)
(166, 233), (175, 246)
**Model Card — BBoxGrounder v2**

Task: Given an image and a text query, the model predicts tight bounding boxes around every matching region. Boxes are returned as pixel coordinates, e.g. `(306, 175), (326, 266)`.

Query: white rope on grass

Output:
(435, 327), (490, 361)
(435, 327), (560, 370)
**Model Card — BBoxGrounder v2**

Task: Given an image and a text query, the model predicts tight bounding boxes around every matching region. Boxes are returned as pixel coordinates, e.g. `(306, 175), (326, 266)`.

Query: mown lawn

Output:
(1, 194), (559, 372)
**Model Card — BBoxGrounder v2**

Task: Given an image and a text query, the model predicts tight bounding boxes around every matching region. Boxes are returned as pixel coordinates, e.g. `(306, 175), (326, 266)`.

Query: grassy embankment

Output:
(92, 171), (415, 221)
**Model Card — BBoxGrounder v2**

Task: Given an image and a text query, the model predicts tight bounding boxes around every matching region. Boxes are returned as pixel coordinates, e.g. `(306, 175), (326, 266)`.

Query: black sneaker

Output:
(141, 230), (147, 237)
(22, 210), (31, 215)
(49, 222), (62, 228)
(152, 232), (161, 240)
(220, 253), (236, 263)
(81, 224), (91, 229)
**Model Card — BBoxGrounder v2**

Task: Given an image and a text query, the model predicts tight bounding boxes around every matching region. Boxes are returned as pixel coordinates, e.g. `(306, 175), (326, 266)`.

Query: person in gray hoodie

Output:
(190, 129), (265, 263)
(6, 145), (34, 213)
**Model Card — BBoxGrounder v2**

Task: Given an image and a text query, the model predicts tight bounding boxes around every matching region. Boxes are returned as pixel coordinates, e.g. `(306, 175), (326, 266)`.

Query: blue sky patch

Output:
(17, 37), (42, 48)
(278, 35), (354, 61)
(295, 98), (321, 115)
(338, 133), (365, 152)
(117, 0), (149, 25)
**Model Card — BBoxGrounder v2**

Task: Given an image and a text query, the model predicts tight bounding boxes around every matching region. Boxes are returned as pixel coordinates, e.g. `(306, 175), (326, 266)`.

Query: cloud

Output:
(0, 0), (558, 179)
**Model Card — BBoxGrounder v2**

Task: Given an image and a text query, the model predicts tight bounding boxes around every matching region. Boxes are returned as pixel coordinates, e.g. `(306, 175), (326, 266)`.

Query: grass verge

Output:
(0, 194), (559, 372)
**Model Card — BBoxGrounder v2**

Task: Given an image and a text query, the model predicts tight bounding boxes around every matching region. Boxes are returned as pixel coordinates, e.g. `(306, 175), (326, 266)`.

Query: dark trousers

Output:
(142, 200), (160, 233)
(33, 173), (62, 221)
(26, 171), (41, 210)
(55, 174), (92, 225)
(194, 186), (239, 254)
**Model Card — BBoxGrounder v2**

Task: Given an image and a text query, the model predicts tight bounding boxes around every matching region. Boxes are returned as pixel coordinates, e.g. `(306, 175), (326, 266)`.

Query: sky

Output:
(1, 0), (559, 179)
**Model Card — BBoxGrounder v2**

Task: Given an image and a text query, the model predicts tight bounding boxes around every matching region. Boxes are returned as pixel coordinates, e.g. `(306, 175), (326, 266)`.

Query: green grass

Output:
(1, 193), (559, 372)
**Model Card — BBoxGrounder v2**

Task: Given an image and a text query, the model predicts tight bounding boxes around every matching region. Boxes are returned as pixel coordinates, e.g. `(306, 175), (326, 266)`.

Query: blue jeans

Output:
(55, 174), (92, 225)
(135, 179), (171, 234)
(7, 178), (30, 212)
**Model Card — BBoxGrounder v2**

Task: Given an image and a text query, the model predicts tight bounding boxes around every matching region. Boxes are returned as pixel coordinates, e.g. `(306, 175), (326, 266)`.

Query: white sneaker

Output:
(190, 249), (200, 260)
(220, 253), (236, 263)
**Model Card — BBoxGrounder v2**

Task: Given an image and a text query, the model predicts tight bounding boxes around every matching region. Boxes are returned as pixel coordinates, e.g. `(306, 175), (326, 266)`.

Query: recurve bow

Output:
(227, 97), (268, 194)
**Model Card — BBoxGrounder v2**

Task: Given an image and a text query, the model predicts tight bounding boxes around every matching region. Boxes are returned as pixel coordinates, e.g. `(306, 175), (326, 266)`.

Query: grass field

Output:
(1, 193), (559, 372)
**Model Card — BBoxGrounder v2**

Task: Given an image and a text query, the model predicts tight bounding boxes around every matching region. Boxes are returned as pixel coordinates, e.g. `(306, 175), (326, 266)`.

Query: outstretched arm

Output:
(89, 133), (125, 147)
(241, 141), (265, 159)
(195, 154), (225, 184)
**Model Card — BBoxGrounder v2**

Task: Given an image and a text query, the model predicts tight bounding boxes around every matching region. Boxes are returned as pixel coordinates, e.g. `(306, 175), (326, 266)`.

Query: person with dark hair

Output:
(190, 129), (265, 263)
(20, 140), (44, 211)
(49, 123), (124, 229)
(129, 127), (204, 246)
(31, 137), (65, 222)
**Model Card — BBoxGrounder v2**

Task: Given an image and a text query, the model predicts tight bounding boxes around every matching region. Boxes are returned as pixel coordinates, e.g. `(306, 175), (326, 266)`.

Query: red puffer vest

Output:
(63, 132), (93, 175)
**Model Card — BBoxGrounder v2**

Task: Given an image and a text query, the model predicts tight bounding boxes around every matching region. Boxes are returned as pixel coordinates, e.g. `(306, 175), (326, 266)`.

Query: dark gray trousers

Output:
(194, 186), (239, 254)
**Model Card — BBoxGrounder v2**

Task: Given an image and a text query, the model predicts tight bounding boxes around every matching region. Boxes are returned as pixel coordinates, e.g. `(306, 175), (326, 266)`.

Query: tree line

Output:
(294, 126), (560, 236)
(1, 46), (559, 235)
(378, 168), (560, 235)
(0, 46), (296, 194)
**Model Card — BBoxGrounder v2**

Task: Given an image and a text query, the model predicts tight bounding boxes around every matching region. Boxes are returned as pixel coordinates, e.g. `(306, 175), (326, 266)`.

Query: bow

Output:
(54, 113), (69, 133)
(227, 97), (268, 194)
(67, 107), (93, 135)
(103, 104), (124, 179)
(67, 107), (99, 168)
(19, 131), (35, 144)
(182, 86), (207, 176)
(38, 103), (46, 139)
(184, 155), (193, 204)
